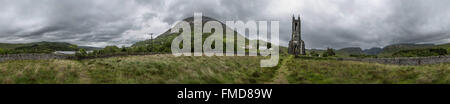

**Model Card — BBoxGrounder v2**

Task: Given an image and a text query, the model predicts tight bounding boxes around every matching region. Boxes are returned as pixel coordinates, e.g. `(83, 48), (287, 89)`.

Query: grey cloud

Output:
(0, 0), (450, 49)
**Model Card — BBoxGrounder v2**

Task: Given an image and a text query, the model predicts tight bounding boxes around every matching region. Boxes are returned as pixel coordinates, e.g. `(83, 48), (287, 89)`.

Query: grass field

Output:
(0, 54), (449, 84)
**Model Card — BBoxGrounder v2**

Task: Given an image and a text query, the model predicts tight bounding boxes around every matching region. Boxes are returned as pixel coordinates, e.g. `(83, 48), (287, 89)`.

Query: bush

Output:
(322, 48), (335, 57)
(430, 48), (447, 55)
(103, 46), (121, 53)
(448, 48), (450, 55)
(76, 48), (88, 57)
(121, 46), (127, 52)
(0, 48), (5, 54)
(310, 51), (320, 57)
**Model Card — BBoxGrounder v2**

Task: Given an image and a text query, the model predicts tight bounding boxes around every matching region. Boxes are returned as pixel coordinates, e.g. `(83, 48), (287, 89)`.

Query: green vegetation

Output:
(379, 43), (436, 57)
(0, 55), (278, 84)
(445, 46), (450, 55)
(322, 48), (336, 57)
(284, 57), (450, 84)
(13, 42), (78, 53)
(1, 16), (450, 84)
(363, 47), (383, 55)
(336, 47), (363, 57)
(392, 48), (447, 57)
(436, 43), (450, 49)
(0, 41), (99, 54)
(329, 43), (450, 58)
(0, 43), (28, 49)
(309, 51), (320, 57)
(75, 49), (88, 57)
(72, 16), (275, 58)
(0, 48), (5, 54)
(349, 54), (378, 58)
(0, 54), (449, 84)
(131, 16), (270, 55)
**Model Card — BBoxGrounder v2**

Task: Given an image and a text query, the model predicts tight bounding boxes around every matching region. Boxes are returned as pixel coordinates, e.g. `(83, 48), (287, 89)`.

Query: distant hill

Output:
(334, 43), (450, 57)
(0, 43), (28, 50)
(14, 42), (78, 52)
(336, 47), (363, 56)
(0, 41), (101, 54)
(378, 43), (435, 56)
(436, 43), (450, 49)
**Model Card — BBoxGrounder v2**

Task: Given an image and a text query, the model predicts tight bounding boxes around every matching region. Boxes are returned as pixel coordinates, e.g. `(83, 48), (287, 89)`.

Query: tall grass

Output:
(0, 55), (278, 84)
(285, 58), (450, 84)
(0, 54), (448, 84)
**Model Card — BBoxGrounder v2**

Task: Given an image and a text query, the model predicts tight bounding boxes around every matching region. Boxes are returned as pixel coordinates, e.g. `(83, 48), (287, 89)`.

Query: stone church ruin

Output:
(288, 15), (306, 56)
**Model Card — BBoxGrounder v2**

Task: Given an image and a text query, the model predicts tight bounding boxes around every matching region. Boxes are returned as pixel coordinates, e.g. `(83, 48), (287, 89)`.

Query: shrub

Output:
(430, 48), (447, 55)
(0, 48), (5, 55)
(322, 48), (335, 57)
(103, 46), (121, 53)
(310, 51), (320, 57)
(448, 48), (450, 55)
(76, 48), (88, 57)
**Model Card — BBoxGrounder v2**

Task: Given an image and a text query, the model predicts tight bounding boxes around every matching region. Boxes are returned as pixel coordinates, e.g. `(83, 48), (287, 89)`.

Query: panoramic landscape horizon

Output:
(1, 0), (450, 85)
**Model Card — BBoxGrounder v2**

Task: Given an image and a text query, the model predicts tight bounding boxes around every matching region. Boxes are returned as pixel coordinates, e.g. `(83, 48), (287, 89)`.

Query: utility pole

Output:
(149, 33), (153, 44)
(148, 33), (154, 52)
(147, 33), (154, 46)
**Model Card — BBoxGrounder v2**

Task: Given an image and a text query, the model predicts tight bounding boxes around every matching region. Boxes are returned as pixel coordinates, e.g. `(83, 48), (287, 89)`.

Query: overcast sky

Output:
(1, 0), (450, 49)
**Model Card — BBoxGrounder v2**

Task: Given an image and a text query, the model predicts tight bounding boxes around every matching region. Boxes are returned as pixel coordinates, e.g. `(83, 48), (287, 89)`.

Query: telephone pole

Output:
(148, 33), (154, 45)
(147, 33), (154, 52)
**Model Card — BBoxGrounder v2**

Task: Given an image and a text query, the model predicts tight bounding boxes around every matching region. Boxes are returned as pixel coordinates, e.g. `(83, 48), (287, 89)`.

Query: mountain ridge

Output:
(0, 41), (101, 54)
(132, 16), (272, 53)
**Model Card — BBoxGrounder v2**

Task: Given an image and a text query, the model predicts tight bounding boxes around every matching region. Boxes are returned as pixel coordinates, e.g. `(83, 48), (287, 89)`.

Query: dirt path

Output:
(76, 61), (91, 84)
(79, 69), (91, 84)
(269, 55), (293, 84)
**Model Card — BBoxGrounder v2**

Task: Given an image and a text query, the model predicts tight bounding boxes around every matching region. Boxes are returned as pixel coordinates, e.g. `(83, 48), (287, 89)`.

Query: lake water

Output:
(53, 51), (76, 55)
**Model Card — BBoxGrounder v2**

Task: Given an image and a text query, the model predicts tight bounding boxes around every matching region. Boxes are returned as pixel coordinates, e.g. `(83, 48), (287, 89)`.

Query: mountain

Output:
(132, 16), (269, 53)
(133, 16), (245, 46)
(0, 41), (101, 54)
(78, 46), (102, 50)
(13, 41), (78, 51)
(436, 43), (450, 49)
(336, 43), (449, 57)
(378, 43), (435, 56)
(0, 43), (28, 50)
(363, 47), (383, 55)
(336, 47), (363, 56)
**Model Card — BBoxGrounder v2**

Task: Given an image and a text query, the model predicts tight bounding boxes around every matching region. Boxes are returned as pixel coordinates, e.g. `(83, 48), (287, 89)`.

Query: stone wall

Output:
(0, 54), (69, 62)
(342, 55), (450, 65)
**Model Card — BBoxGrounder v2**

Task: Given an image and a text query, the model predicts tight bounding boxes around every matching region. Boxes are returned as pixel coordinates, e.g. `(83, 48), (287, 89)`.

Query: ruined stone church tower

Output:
(288, 15), (306, 56)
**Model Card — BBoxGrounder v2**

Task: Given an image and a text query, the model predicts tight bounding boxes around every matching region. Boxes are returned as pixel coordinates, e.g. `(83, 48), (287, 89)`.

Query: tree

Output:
(322, 48), (336, 57)
(310, 51), (319, 57)
(69, 45), (78, 50)
(448, 48), (450, 55)
(430, 48), (447, 55)
(121, 46), (127, 52)
(393, 48), (448, 57)
(76, 48), (87, 57)
(0, 48), (5, 55)
(92, 50), (100, 57)
(103, 46), (120, 53)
